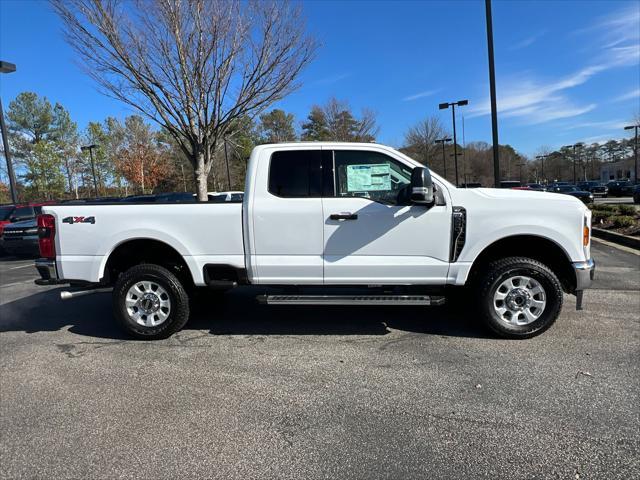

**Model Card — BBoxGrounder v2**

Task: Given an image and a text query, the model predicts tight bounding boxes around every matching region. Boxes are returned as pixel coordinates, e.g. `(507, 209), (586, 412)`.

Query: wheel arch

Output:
(467, 234), (576, 293)
(101, 237), (195, 287)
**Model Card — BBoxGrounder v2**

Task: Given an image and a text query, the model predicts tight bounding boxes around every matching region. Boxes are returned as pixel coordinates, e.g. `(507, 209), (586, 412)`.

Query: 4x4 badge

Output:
(62, 216), (95, 224)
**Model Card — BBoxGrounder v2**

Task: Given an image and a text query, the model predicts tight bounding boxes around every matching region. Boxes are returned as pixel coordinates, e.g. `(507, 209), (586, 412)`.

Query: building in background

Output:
(600, 158), (636, 183)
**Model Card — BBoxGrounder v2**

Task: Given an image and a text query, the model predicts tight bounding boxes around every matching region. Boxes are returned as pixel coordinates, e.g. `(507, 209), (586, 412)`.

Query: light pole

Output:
(624, 124), (639, 183)
(535, 154), (549, 183)
(0, 61), (18, 203)
(484, 0), (500, 188)
(81, 144), (99, 197)
(434, 137), (452, 179)
(563, 144), (581, 184)
(516, 162), (526, 184)
(450, 152), (463, 183)
(439, 100), (468, 186)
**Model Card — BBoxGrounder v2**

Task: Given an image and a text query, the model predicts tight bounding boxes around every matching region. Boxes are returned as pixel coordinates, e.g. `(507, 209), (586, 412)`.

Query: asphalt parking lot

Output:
(1, 242), (639, 479)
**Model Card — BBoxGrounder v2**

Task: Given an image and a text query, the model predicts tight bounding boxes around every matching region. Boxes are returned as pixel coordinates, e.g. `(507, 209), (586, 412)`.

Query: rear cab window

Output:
(268, 150), (322, 198)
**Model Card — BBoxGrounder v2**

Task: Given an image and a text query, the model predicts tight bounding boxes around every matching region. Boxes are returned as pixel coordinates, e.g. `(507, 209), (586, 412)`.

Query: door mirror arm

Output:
(410, 167), (435, 206)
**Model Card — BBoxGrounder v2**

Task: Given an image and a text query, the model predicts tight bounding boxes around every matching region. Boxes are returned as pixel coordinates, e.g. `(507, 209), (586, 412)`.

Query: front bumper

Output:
(573, 258), (595, 291)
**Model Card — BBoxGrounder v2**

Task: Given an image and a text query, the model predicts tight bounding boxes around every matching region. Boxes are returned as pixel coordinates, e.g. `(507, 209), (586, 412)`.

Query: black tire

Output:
(476, 256), (563, 339)
(112, 264), (190, 340)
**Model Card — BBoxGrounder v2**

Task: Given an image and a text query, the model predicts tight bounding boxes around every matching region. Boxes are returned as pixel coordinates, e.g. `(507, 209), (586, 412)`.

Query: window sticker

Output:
(346, 163), (391, 192)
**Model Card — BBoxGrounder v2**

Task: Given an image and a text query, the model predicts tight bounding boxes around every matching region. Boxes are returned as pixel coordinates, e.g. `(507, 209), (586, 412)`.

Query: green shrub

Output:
(592, 213), (609, 223)
(611, 215), (636, 228)
(616, 205), (636, 216)
(591, 204), (616, 213)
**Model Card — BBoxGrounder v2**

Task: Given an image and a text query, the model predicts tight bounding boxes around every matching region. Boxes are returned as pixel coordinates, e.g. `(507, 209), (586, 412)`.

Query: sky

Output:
(0, 0), (638, 158)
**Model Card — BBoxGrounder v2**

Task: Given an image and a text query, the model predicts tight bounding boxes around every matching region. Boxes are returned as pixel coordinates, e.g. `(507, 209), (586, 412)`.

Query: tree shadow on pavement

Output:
(0, 286), (490, 340)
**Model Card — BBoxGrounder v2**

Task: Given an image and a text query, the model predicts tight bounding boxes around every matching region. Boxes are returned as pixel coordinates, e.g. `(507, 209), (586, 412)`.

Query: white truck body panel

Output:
(48, 203), (244, 285)
(246, 144), (325, 284)
(43, 142), (591, 288)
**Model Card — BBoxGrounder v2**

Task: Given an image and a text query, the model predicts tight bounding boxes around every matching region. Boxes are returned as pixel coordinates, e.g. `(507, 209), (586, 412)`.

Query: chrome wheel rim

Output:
(125, 281), (171, 327)
(493, 275), (546, 326)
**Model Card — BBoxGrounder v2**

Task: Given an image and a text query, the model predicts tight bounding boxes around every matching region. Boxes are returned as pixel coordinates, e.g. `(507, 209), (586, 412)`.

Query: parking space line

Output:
(0, 280), (37, 289)
(9, 264), (36, 270)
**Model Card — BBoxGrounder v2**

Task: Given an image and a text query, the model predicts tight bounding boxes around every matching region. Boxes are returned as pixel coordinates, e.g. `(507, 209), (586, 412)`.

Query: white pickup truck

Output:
(35, 142), (595, 340)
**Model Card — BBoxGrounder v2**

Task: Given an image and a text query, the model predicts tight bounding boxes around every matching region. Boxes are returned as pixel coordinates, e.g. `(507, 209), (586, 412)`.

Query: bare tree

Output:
(402, 117), (447, 164)
(402, 117), (448, 177)
(53, 0), (317, 200)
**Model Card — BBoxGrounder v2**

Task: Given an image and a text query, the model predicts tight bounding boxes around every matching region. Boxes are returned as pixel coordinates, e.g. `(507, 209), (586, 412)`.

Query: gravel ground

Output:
(1, 241), (638, 479)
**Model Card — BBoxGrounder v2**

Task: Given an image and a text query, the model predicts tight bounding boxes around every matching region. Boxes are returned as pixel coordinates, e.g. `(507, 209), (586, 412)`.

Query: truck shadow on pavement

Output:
(0, 286), (490, 340)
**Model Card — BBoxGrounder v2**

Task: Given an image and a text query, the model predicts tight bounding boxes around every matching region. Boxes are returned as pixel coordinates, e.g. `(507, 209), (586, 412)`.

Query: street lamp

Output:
(80, 144), (99, 197)
(0, 60), (18, 203)
(535, 154), (549, 183)
(439, 99), (468, 186)
(562, 143), (582, 184)
(434, 137), (452, 178)
(450, 152), (464, 184)
(484, 0), (500, 188)
(624, 124), (639, 183)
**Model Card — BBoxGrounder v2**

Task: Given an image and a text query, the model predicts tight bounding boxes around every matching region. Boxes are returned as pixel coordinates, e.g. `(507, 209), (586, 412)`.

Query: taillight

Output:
(37, 214), (56, 259)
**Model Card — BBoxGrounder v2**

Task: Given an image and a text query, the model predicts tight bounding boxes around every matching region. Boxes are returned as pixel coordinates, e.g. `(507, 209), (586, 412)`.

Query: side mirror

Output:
(410, 167), (434, 205)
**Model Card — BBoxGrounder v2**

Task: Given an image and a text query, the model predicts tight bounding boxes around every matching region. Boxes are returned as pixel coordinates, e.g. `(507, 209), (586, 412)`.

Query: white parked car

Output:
(207, 191), (244, 203)
(35, 143), (594, 340)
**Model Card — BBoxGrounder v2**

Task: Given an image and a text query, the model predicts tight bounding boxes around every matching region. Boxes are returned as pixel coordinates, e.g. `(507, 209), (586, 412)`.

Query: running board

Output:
(257, 294), (445, 306)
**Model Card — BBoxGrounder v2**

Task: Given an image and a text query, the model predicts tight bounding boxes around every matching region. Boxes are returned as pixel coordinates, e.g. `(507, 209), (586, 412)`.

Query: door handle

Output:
(330, 213), (358, 220)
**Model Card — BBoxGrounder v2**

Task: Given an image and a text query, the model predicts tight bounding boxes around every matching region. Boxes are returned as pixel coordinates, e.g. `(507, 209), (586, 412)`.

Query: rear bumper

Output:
(573, 258), (595, 291)
(34, 258), (65, 285)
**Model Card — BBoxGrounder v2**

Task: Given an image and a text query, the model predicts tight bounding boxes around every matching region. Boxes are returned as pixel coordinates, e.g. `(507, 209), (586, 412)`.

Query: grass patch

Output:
(617, 204), (636, 216)
(591, 204), (617, 213)
(611, 216), (636, 228)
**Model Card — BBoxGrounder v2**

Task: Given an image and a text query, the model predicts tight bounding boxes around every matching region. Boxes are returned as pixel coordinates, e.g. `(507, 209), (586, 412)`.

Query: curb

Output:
(592, 228), (640, 250)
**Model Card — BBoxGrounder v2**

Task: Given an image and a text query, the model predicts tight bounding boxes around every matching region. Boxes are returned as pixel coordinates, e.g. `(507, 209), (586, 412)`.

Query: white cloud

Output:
(467, 70), (598, 124)
(614, 88), (640, 102)
(469, 6), (639, 126)
(580, 134), (621, 145)
(402, 89), (440, 101)
(564, 119), (626, 131)
(576, 4), (640, 49)
(311, 73), (351, 86)
(508, 31), (545, 51)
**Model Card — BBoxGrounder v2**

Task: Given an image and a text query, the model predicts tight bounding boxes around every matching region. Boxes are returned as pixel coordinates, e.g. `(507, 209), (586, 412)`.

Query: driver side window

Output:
(333, 150), (412, 206)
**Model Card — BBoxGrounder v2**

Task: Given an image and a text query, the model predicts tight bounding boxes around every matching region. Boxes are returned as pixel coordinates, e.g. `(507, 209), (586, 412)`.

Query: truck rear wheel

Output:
(477, 257), (563, 339)
(113, 264), (190, 340)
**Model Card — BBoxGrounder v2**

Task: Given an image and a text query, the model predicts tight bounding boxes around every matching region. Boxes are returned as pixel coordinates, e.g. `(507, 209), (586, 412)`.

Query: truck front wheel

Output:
(477, 257), (563, 339)
(113, 264), (190, 340)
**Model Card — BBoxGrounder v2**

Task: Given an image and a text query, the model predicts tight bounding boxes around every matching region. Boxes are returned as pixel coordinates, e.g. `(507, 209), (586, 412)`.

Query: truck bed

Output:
(43, 203), (244, 285)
